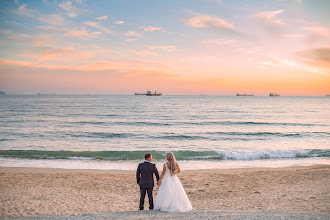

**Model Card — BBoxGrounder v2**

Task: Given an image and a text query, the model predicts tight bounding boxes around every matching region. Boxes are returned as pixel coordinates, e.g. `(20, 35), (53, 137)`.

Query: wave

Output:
(66, 132), (132, 138)
(64, 120), (327, 127)
(0, 149), (329, 161)
(155, 131), (329, 140)
(185, 121), (326, 127)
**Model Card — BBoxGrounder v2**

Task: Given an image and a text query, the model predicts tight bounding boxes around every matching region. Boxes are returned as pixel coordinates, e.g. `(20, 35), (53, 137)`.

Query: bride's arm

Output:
(176, 162), (181, 174)
(159, 164), (166, 181)
(157, 164), (166, 185)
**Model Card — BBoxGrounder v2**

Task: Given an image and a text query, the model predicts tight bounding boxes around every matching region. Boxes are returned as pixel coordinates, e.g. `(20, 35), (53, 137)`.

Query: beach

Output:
(1, 165), (329, 218)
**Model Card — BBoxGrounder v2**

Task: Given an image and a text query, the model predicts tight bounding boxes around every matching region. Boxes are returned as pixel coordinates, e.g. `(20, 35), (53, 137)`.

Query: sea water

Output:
(0, 95), (329, 170)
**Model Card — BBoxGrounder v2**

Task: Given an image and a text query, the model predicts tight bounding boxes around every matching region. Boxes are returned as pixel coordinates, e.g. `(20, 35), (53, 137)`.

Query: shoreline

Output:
(1, 165), (329, 217)
(1, 156), (329, 171)
(1, 163), (330, 173)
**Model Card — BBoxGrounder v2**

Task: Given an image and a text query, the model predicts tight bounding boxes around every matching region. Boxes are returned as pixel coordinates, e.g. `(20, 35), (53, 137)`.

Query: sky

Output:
(0, 0), (329, 95)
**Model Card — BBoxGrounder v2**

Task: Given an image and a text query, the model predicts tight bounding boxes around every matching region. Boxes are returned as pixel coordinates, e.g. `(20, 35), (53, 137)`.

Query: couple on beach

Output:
(136, 152), (193, 212)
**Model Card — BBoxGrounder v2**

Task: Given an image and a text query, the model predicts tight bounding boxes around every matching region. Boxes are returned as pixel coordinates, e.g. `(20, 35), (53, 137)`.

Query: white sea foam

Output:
(220, 149), (311, 160)
(1, 157), (329, 171)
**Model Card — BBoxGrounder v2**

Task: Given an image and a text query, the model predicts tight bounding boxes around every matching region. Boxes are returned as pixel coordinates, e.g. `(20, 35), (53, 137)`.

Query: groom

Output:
(136, 153), (160, 210)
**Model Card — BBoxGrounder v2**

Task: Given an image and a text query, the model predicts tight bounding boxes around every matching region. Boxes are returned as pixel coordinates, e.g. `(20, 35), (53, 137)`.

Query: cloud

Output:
(126, 31), (142, 37)
(139, 26), (164, 32)
(254, 9), (285, 25)
(59, 1), (78, 17)
(97, 16), (108, 20)
(59, 1), (74, 11)
(201, 39), (237, 46)
(297, 48), (330, 69)
(11, 1), (69, 26)
(303, 26), (330, 42)
(37, 46), (94, 62)
(115, 21), (124, 24)
(34, 36), (58, 47)
(58, 1), (89, 18)
(0, 29), (32, 40)
(39, 26), (101, 40)
(0, 58), (167, 72)
(18, 3), (27, 11)
(253, 9), (285, 33)
(186, 15), (234, 31)
(84, 21), (114, 35)
(125, 38), (138, 42)
(12, 1), (34, 17)
(257, 55), (297, 69)
(148, 45), (177, 52)
(39, 14), (68, 26)
(67, 13), (77, 18)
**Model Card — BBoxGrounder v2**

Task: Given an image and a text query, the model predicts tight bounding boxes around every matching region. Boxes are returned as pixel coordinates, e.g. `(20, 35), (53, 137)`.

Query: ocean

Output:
(0, 95), (329, 170)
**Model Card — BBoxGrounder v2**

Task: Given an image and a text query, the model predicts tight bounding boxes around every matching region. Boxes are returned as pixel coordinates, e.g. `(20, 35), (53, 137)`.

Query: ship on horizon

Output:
(269, 92), (280, 96)
(134, 90), (162, 96)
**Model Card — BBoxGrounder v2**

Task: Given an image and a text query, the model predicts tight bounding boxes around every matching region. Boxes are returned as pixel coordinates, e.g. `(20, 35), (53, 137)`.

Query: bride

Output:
(154, 152), (193, 212)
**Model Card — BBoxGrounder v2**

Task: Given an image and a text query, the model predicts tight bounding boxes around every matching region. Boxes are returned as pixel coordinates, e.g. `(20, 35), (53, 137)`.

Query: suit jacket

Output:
(136, 161), (160, 188)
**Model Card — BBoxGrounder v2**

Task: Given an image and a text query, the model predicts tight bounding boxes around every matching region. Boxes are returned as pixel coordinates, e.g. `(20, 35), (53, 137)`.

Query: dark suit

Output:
(136, 161), (160, 210)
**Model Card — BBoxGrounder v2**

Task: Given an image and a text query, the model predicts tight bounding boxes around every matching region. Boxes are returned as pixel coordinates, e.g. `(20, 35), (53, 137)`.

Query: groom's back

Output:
(137, 161), (156, 188)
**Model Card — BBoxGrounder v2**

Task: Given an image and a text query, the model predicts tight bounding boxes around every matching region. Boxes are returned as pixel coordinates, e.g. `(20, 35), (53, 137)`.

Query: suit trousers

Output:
(139, 187), (153, 210)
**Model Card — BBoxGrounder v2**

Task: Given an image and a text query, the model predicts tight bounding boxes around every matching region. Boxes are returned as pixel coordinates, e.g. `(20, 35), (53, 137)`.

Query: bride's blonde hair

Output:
(166, 152), (178, 176)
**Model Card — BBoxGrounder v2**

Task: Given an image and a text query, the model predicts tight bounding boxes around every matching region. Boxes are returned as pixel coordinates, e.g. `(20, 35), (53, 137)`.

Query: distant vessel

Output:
(146, 90), (162, 96)
(269, 93), (280, 97)
(236, 93), (254, 96)
(134, 90), (162, 96)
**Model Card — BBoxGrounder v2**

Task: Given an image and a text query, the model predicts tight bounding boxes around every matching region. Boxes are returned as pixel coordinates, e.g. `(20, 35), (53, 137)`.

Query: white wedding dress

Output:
(154, 163), (193, 212)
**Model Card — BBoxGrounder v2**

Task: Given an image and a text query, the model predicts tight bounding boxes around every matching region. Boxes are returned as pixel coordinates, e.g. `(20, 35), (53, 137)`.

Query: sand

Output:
(0, 165), (329, 218)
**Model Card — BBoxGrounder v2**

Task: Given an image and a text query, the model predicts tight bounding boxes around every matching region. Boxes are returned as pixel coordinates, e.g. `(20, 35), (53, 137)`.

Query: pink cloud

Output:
(303, 26), (330, 42)
(253, 9), (285, 33)
(97, 16), (108, 20)
(84, 21), (114, 35)
(126, 31), (142, 37)
(39, 26), (101, 40)
(125, 38), (138, 42)
(297, 48), (330, 69)
(37, 46), (94, 62)
(186, 15), (234, 31)
(139, 26), (164, 32)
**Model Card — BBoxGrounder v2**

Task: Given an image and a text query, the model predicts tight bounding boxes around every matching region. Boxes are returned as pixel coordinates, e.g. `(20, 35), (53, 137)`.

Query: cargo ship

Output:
(269, 93), (280, 96)
(134, 90), (162, 96)
(146, 90), (162, 96)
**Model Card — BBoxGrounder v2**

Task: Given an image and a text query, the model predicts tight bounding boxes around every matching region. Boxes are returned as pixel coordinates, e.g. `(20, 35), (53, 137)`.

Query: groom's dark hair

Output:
(145, 153), (152, 160)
